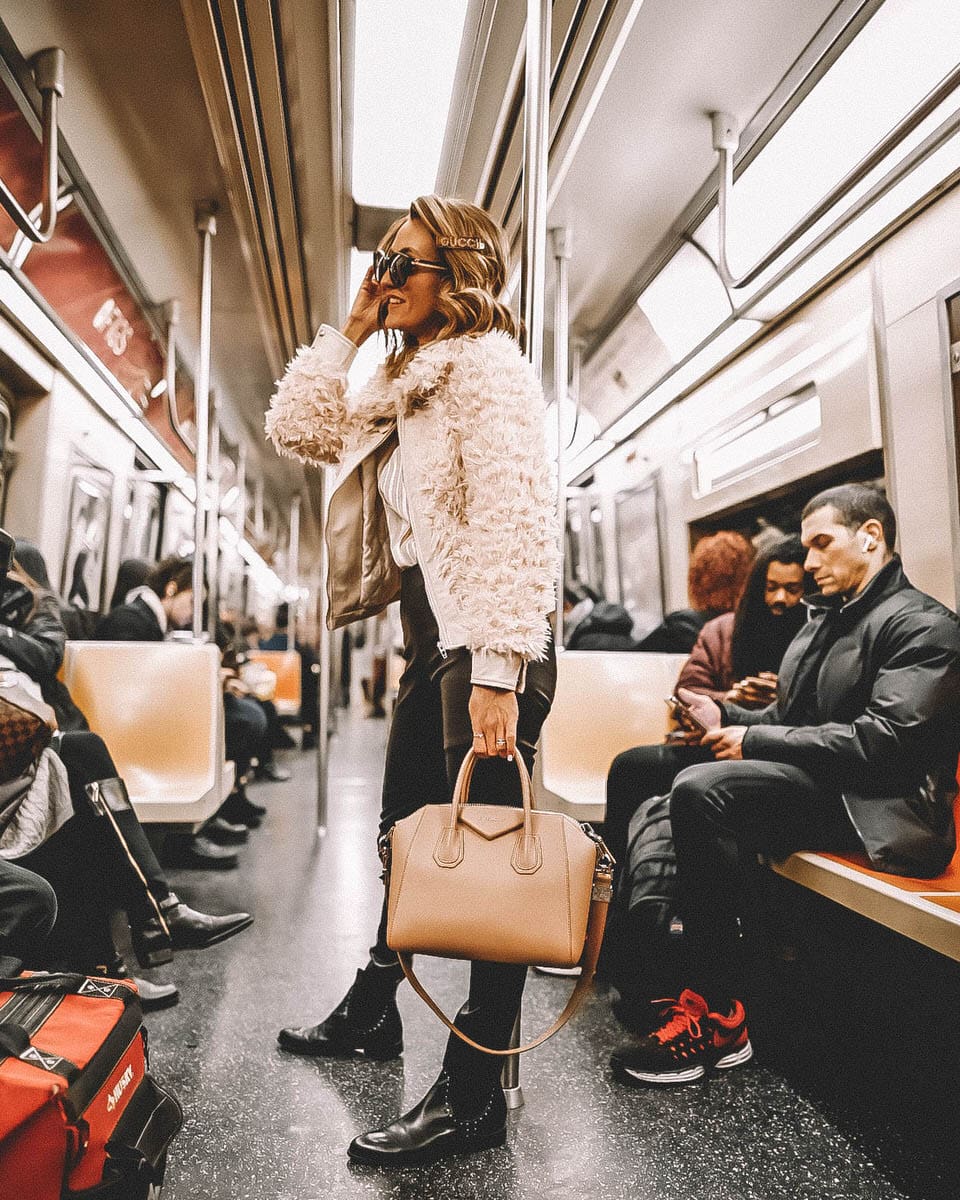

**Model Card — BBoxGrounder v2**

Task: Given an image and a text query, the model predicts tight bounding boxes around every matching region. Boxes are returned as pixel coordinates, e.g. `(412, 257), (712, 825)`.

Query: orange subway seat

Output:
(247, 650), (301, 715)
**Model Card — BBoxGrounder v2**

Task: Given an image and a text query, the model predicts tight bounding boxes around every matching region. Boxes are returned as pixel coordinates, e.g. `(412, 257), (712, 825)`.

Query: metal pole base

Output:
(500, 1007), (524, 1110)
(503, 1083), (524, 1110)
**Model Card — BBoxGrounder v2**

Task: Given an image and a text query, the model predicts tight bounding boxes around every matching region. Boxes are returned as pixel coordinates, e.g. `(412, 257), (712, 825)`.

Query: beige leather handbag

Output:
(381, 750), (614, 1054)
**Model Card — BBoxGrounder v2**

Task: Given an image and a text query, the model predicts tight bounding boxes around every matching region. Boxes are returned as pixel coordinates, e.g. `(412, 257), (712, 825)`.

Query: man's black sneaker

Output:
(610, 988), (753, 1087)
(219, 792), (265, 828)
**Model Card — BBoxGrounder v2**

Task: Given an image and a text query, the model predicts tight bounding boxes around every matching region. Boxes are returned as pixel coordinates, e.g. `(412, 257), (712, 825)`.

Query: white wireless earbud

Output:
(859, 533), (877, 553)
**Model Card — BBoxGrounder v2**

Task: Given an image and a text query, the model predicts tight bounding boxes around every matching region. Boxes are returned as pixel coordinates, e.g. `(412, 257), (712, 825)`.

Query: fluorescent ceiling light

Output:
(238, 538), (284, 592)
(218, 515), (240, 547)
(693, 389), (821, 496)
(747, 127), (960, 319)
(352, 1), (470, 207)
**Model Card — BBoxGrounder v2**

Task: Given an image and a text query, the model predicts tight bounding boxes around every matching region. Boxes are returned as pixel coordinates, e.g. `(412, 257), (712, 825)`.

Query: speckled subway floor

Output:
(143, 709), (958, 1200)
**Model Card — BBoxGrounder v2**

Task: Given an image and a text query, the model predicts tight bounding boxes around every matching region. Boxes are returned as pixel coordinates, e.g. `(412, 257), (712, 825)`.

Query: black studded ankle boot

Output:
(277, 958), (404, 1059)
(347, 1070), (506, 1167)
(347, 1003), (508, 1167)
(441, 1001), (513, 1122)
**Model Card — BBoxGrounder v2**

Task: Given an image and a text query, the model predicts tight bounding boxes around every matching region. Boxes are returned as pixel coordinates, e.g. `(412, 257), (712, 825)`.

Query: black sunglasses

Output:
(372, 248), (447, 288)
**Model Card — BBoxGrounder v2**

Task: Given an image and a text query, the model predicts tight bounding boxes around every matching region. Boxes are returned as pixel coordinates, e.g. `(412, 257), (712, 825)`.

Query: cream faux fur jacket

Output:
(265, 325), (559, 689)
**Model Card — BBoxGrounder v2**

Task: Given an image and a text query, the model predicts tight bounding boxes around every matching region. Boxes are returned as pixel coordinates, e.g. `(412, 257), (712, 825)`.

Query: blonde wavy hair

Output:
(379, 195), (520, 377)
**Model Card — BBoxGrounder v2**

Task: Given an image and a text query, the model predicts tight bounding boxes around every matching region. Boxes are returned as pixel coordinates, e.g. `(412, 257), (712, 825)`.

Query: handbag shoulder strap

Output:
(397, 867), (613, 1056)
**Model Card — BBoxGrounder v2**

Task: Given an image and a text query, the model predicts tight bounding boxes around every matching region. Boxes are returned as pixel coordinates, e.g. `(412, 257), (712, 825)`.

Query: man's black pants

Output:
(0, 858), (57, 974)
(670, 758), (862, 1006)
(605, 743), (714, 869)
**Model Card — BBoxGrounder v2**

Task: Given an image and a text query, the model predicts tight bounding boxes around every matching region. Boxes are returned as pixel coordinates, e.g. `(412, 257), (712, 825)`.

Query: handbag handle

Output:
(396, 857), (613, 1055)
(450, 748), (535, 821)
(439, 750), (537, 869)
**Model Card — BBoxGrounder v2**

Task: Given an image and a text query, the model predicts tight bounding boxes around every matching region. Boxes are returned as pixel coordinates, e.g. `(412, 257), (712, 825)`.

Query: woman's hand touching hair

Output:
(342, 267), (383, 347)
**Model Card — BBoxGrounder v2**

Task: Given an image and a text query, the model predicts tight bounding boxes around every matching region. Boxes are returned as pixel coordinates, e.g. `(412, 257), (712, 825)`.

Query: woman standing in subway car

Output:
(265, 195), (559, 1166)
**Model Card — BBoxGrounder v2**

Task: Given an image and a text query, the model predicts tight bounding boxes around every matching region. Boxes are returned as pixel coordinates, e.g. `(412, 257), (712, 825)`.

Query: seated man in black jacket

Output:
(94, 555), (195, 641)
(612, 484), (960, 1087)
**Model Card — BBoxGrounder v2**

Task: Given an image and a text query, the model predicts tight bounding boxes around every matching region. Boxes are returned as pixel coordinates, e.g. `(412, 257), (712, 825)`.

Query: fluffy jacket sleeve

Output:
(265, 325), (378, 466)
(424, 331), (560, 664)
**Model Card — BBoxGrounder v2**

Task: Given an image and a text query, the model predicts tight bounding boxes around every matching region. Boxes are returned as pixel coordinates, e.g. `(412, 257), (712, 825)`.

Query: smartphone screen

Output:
(666, 694), (707, 735)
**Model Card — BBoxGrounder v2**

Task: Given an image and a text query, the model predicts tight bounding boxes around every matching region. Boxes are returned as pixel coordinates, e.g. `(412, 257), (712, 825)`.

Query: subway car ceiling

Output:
(2, 1), (960, 603)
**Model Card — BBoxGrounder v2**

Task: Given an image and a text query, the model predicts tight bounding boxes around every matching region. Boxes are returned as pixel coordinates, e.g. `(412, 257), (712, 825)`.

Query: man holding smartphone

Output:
(612, 484), (960, 1087)
(606, 537), (808, 869)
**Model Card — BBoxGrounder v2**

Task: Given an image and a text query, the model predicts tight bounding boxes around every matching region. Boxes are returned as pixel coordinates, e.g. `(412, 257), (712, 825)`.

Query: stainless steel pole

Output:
(505, 0), (551, 1112)
(288, 495), (301, 647)
(236, 444), (247, 541)
(520, 0), (550, 376)
(551, 226), (571, 647)
(254, 478), (265, 541)
(193, 203), (217, 639)
(206, 395), (221, 642)
(316, 472), (330, 836)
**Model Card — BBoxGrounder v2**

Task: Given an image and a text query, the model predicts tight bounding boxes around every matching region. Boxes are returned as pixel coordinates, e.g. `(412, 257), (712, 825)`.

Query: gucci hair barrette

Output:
(436, 235), (488, 251)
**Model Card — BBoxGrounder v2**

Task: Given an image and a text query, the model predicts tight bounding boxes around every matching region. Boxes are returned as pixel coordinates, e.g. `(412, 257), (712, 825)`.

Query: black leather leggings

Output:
(373, 566), (556, 1096)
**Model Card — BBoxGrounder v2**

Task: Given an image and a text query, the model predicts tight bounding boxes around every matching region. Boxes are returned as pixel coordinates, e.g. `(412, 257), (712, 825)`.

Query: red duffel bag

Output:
(0, 972), (182, 1198)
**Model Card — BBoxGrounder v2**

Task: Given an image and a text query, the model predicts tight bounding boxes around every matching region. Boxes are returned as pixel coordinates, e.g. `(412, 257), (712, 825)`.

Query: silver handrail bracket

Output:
(0, 47), (65, 244)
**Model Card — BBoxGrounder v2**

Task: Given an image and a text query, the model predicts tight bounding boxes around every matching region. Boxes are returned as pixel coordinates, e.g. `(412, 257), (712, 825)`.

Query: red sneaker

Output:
(610, 988), (753, 1086)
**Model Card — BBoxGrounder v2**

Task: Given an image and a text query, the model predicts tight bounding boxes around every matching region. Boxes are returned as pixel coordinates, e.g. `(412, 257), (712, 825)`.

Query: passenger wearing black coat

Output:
(611, 485), (960, 1088)
(94, 592), (166, 641)
(0, 585), (79, 725)
(566, 601), (637, 651)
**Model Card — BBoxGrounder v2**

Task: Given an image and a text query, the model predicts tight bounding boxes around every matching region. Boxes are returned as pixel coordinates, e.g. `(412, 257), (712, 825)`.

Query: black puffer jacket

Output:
(726, 557), (960, 875)
(0, 585), (88, 731)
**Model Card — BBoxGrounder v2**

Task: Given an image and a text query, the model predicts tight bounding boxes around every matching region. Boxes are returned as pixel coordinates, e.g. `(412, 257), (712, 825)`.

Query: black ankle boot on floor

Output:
(347, 1072), (506, 1166)
(277, 959), (403, 1059)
